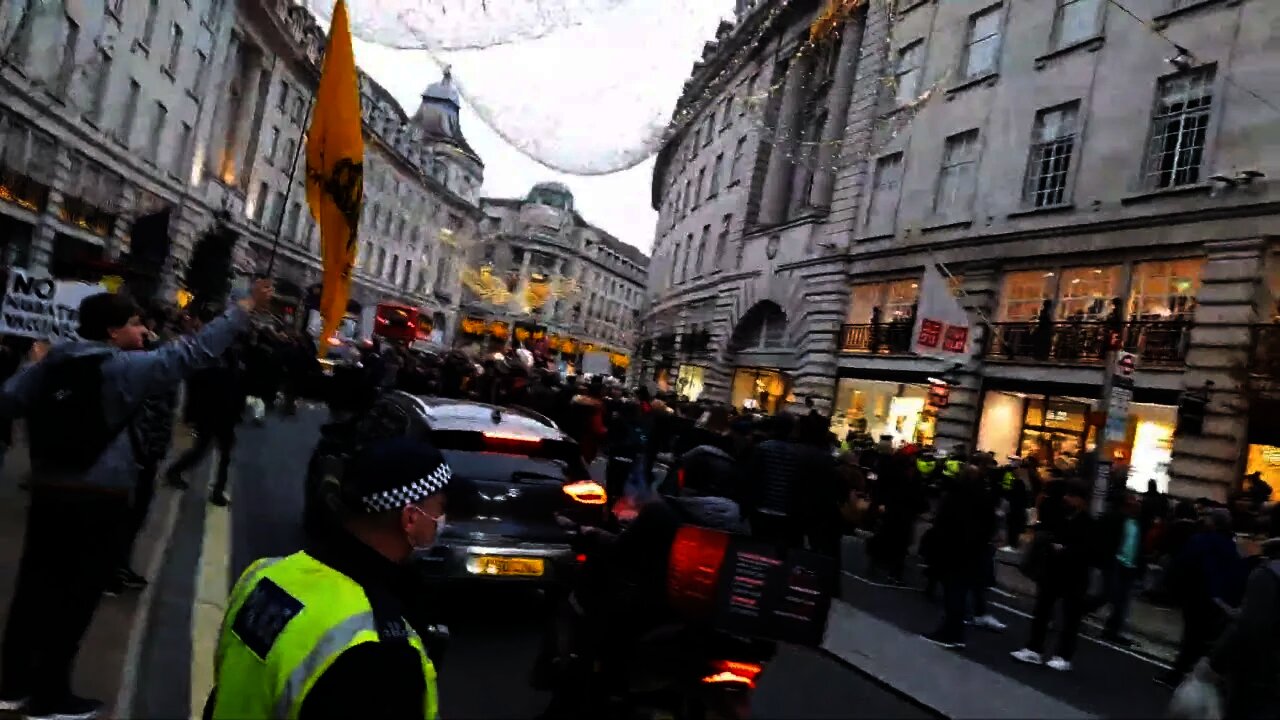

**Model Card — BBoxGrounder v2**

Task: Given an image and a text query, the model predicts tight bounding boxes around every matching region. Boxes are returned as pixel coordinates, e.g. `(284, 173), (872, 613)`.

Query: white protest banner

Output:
(910, 264), (973, 362)
(582, 350), (612, 376)
(0, 268), (107, 342)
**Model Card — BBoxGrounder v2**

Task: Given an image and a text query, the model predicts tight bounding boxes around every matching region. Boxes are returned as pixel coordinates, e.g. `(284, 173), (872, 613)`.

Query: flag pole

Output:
(264, 94), (317, 278)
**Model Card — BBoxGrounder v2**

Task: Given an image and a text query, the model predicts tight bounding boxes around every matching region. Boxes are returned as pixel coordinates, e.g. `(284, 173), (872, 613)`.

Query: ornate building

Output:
(0, 0), (482, 341)
(641, 0), (1280, 501)
(460, 182), (648, 370)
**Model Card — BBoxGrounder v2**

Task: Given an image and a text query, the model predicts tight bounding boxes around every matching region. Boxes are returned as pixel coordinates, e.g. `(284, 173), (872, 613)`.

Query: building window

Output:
(714, 214), (731, 270)
(167, 23), (183, 75)
(682, 179), (692, 214)
(867, 153), (904, 227)
(846, 280), (920, 323)
(680, 232), (693, 281)
(1128, 258), (1204, 320)
(709, 153), (723, 197)
(283, 138), (296, 167)
(277, 80), (290, 113)
(730, 136), (746, 183)
(55, 15), (80, 96)
(1058, 266), (1122, 320)
(935, 130), (980, 214)
(148, 102), (167, 163)
(894, 41), (924, 105)
(998, 270), (1056, 321)
(703, 116), (714, 146)
(266, 127), (279, 165)
(389, 253), (400, 281)
(142, 0), (160, 46)
(721, 96), (734, 129)
(173, 122), (191, 175)
(695, 224), (710, 276)
(1024, 102), (1079, 208)
(89, 49), (113, 123)
(1052, 0), (1103, 49)
(1144, 67), (1214, 190)
(253, 182), (269, 222)
(963, 4), (1003, 80)
(285, 201), (302, 241)
(269, 190), (286, 228)
(695, 168), (706, 205)
(119, 79), (140, 145)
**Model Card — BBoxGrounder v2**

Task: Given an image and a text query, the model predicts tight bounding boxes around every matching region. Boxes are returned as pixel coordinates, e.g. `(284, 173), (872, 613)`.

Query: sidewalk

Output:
(830, 535), (1177, 719)
(846, 529), (1181, 661)
(0, 424), (192, 718)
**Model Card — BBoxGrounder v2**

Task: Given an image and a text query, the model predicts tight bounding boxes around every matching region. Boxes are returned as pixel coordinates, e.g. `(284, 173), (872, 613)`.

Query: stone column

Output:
(809, 16), (864, 209)
(228, 49), (264, 187)
(1167, 238), (1265, 502)
(934, 266), (1000, 454)
(204, 33), (240, 185)
(542, 257), (564, 324)
(513, 249), (532, 315)
(757, 55), (809, 226)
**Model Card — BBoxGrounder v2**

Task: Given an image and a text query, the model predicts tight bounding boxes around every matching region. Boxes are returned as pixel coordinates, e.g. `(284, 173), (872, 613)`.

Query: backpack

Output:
(27, 354), (119, 475)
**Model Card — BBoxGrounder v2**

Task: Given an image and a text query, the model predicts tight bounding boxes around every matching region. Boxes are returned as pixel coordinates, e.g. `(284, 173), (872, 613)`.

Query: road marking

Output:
(842, 571), (1172, 670)
(191, 452), (232, 720)
(112, 487), (183, 719)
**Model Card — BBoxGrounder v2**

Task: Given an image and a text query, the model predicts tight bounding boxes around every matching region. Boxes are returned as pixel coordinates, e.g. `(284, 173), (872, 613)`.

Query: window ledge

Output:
(946, 72), (999, 98)
(186, 89), (199, 102)
(1007, 202), (1076, 219)
(896, 0), (931, 14)
(1120, 183), (1212, 205)
(921, 218), (973, 233)
(161, 66), (176, 82)
(1153, 0), (1239, 28)
(132, 39), (150, 56)
(726, 180), (741, 189)
(1034, 36), (1104, 69)
(856, 231), (896, 243)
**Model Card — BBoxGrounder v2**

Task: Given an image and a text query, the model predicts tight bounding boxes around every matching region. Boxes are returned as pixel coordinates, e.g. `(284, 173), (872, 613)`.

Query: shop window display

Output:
(731, 368), (790, 414)
(830, 378), (934, 448)
(1057, 266), (1122, 320)
(999, 270), (1056, 321)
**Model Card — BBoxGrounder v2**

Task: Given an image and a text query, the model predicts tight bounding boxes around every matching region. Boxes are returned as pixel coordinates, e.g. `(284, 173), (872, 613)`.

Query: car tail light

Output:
(701, 660), (763, 688)
(481, 430), (543, 454)
(562, 481), (607, 505)
(677, 467), (686, 490)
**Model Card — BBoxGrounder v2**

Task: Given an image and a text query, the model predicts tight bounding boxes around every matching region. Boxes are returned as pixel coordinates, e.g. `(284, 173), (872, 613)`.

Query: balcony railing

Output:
(841, 323), (914, 354)
(985, 320), (1190, 366)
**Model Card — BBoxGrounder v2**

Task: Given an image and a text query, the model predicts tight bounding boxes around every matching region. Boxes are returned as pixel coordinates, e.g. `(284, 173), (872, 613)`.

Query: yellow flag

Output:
(306, 0), (364, 354)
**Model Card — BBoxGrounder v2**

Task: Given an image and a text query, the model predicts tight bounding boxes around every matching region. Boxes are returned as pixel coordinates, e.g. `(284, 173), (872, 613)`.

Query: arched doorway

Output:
(726, 301), (793, 414)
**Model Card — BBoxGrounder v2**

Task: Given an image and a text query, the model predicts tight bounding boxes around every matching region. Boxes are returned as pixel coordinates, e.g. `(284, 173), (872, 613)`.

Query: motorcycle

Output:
(536, 502), (776, 720)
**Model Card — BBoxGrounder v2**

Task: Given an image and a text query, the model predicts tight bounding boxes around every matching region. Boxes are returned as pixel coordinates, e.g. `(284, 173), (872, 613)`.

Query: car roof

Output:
(394, 393), (568, 442)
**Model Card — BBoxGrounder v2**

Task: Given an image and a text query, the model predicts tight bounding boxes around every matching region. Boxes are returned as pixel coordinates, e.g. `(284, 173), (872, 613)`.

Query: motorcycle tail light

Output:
(701, 660), (763, 688)
(677, 467), (686, 490)
(563, 480), (607, 505)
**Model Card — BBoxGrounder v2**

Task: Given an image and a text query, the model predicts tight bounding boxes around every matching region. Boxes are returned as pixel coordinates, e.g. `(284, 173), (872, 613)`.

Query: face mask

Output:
(407, 507), (447, 559)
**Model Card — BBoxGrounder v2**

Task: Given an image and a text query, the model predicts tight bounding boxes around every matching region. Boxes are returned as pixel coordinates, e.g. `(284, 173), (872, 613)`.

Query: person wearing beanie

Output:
(207, 435), (451, 720)
(0, 279), (273, 720)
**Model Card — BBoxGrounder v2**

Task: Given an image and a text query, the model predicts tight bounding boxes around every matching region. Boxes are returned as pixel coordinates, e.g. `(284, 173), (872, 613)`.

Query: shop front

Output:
(976, 390), (1177, 491)
(1244, 397), (1280, 501)
(676, 364), (704, 401)
(830, 377), (935, 448)
(731, 367), (791, 414)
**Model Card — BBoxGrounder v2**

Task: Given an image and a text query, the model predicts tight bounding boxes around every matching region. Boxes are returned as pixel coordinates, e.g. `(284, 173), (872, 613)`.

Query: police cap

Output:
(344, 436), (452, 515)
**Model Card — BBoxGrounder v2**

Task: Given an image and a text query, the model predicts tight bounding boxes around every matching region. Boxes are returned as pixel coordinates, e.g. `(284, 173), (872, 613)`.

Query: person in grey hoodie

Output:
(0, 279), (272, 720)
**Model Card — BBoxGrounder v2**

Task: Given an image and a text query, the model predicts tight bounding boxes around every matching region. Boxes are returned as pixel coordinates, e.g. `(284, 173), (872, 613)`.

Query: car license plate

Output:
(471, 556), (545, 577)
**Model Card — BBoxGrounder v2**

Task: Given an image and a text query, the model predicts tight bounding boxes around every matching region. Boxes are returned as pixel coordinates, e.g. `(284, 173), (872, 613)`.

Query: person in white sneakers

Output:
(1011, 482), (1095, 672)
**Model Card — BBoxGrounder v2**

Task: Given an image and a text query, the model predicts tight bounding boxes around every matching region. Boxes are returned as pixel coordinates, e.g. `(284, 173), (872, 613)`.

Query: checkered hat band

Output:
(360, 463), (452, 513)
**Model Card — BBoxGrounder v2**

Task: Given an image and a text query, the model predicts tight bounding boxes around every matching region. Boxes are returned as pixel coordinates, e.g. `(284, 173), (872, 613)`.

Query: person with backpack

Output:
(0, 279), (272, 720)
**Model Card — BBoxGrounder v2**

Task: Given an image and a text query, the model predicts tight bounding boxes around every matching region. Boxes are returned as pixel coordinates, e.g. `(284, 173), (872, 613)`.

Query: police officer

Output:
(206, 436), (450, 720)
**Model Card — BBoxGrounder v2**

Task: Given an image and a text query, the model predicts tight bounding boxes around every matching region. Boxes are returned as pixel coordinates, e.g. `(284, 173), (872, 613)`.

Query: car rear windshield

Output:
(439, 450), (574, 484)
(428, 429), (590, 480)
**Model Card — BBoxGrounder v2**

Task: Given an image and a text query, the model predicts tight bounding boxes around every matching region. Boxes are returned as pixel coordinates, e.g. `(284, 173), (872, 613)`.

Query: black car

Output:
(306, 392), (607, 584)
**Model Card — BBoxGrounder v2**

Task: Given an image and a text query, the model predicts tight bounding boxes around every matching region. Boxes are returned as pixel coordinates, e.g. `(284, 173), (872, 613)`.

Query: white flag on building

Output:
(910, 264), (973, 362)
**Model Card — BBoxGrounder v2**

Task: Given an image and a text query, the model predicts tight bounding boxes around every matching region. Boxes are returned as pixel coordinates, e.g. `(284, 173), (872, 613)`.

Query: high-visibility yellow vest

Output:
(942, 459), (962, 478)
(211, 552), (438, 720)
(916, 458), (937, 476)
(1002, 470), (1016, 491)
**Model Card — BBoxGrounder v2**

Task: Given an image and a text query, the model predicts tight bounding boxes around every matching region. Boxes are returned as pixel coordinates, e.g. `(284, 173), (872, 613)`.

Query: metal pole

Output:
(264, 94), (316, 277)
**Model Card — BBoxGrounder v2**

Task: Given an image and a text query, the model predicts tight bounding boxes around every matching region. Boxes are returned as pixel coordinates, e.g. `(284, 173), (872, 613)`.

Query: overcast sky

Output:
(351, 1), (736, 255)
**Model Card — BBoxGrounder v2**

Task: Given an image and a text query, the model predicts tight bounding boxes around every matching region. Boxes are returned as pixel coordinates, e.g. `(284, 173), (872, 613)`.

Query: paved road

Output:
(208, 408), (933, 719)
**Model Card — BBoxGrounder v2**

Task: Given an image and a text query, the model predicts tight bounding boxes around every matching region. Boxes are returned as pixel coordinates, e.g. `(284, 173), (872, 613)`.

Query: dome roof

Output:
(531, 181), (573, 197)
(422, 66), (460, 106)
(525, 182), (574, 211)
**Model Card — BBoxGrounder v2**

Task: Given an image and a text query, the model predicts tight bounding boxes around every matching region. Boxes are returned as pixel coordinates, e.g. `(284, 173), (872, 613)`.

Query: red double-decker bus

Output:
(373, 303), (424, 343)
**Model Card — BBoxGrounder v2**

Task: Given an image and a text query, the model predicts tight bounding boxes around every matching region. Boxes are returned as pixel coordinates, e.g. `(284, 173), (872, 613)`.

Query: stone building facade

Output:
(464, 182), (648, 365)
(641, 0), (1280, 500)
(0, 0), (481, 340)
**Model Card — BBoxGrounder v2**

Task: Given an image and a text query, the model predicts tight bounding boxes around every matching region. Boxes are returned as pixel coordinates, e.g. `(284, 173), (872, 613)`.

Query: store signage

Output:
(928, 383), (950, 408)
(911, 264), (972, 361)
(0, 268), (105, 342)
